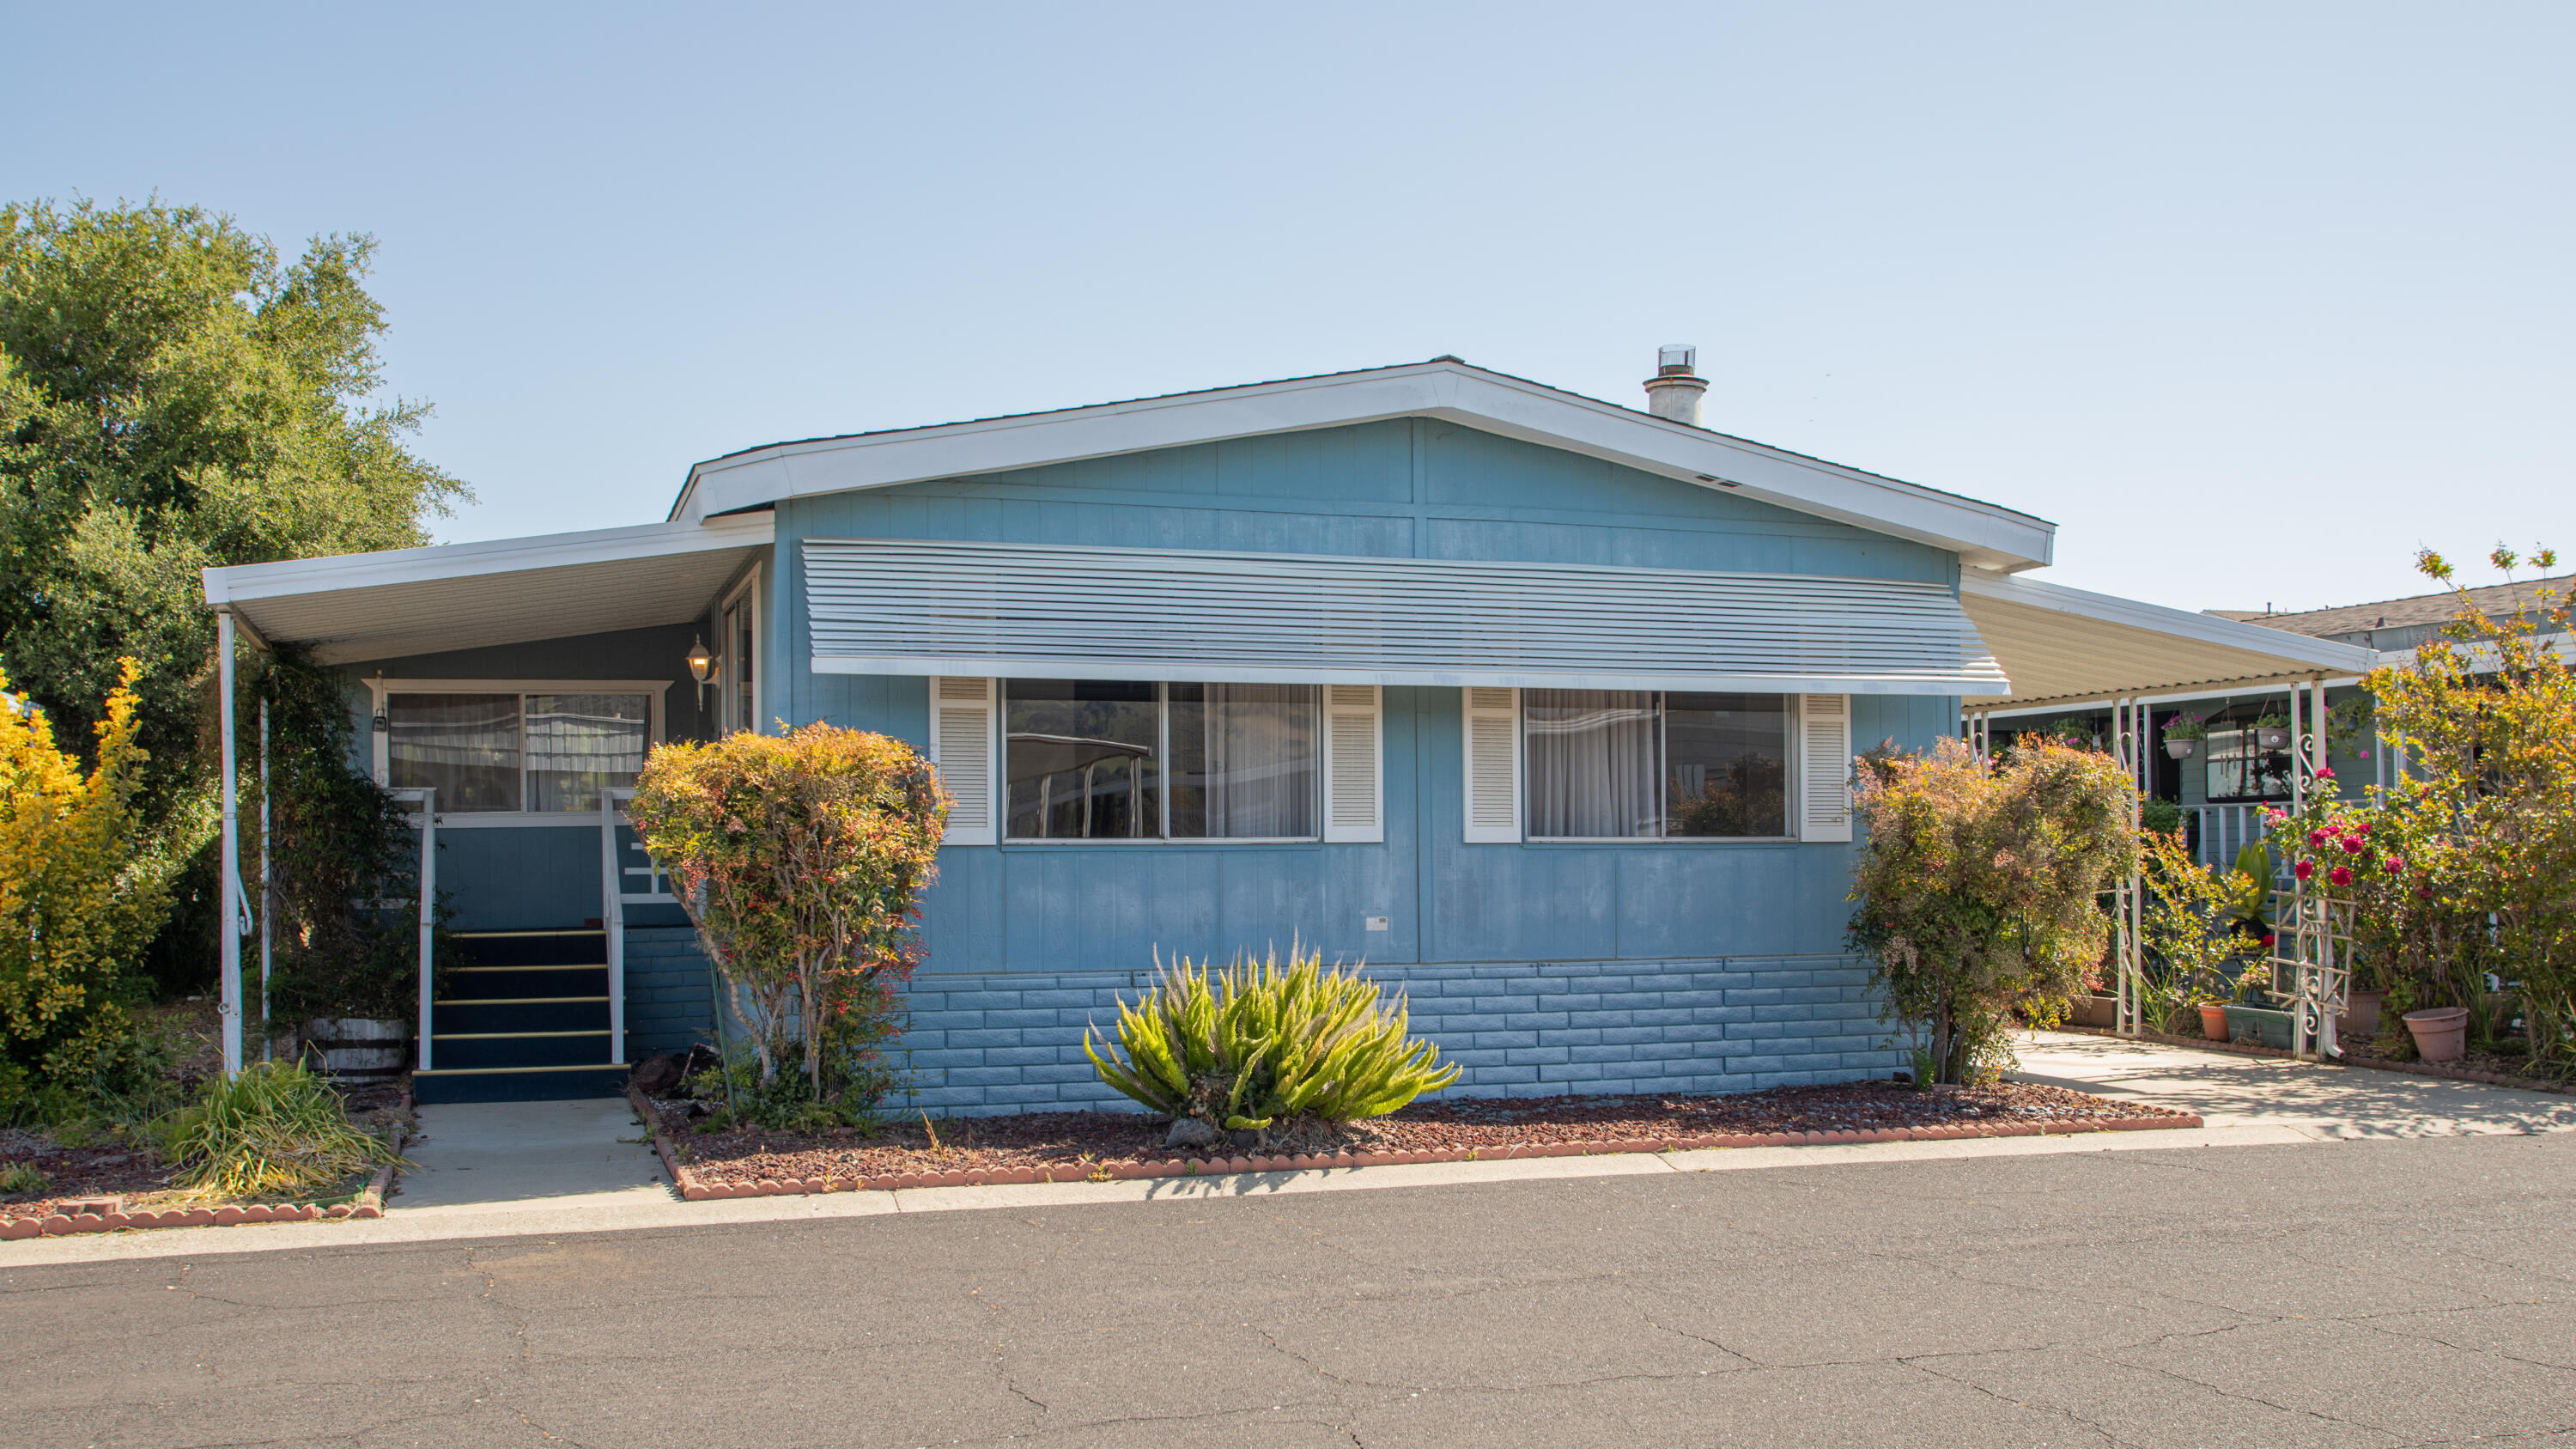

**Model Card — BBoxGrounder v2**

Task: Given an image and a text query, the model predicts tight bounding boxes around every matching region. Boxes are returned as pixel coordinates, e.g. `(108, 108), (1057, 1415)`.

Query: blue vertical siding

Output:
(349, 422), (1962, 1107)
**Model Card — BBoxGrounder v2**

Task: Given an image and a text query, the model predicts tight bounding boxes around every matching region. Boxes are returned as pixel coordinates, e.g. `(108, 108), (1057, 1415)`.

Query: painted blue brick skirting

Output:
(888, 956), (1899, 1116)
(623, 926), (718, 1060)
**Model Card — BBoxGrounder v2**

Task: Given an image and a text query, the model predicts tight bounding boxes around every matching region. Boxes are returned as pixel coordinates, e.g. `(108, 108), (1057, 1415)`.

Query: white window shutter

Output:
(930, 677), (997, 845)
(1321, 684), (1383, 843)
(1799, 694), (1854, 843)
(1461, 686), (1522, 843)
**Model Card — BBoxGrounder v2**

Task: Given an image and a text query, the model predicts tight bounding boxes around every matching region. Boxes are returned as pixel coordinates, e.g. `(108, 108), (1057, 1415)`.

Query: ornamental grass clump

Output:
(1085, 946), (1458, 1141)
(150, 1061), (404, 1202)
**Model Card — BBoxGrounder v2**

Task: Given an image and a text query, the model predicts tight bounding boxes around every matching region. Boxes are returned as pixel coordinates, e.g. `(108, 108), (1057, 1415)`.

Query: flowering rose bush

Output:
(2265, 546), (2576, 1073)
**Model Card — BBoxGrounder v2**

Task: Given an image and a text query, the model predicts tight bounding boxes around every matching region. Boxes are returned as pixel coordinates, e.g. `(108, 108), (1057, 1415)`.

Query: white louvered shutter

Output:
(1321, 685), (1383, 843)
(929, 677), (997, 845)
(1461, 686), (1522, 843)
(1799, 694), (1854, 843)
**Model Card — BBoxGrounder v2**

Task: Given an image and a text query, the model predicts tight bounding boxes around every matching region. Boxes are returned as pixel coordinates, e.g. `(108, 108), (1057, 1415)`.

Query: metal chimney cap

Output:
(1656, 344), (1698, 377)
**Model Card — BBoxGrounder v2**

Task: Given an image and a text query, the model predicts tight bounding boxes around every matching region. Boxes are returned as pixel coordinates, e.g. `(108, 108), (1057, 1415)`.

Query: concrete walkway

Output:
(2013, 1028), (2576, 1139)
(7, 1032), (2572, 1265)
(392, 1098), (670, 1211)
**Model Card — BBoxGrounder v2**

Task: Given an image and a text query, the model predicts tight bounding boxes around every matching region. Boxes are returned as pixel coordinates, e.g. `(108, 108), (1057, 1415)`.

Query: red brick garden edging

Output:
(0, 1099), (410, 1241)
(633, 1085), (2202, 1202)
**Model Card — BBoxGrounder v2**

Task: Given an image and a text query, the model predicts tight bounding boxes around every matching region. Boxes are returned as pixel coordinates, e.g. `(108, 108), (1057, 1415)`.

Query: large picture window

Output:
(1524, 690), (1789, 840)
(386, 688), (654, 813)
(1003, 679), (1319, 841)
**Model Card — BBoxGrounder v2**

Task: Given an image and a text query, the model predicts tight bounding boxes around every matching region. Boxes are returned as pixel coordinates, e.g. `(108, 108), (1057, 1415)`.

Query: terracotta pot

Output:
(2403, 1007), (2470, 1062)
(2200, 1003), (2231, 1041)
(2338, 989), (2385, 1041)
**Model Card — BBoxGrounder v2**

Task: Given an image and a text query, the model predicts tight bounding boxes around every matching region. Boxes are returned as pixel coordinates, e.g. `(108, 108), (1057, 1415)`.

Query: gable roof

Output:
(671, 357), (2058, 571)
(2209, 575), (2574, 645)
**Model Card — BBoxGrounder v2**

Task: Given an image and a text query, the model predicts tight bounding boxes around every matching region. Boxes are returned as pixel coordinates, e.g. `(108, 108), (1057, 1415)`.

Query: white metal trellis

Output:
(2273, 675), (2347, 1060)
(2112, 697), (2149, 1038)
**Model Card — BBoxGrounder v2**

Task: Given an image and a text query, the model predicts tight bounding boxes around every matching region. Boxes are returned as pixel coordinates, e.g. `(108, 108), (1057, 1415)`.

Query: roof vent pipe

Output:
(1643, 344), (1706, 425)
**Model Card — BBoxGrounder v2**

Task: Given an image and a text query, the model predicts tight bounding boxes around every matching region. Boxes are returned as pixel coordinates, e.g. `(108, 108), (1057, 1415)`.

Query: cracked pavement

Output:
(8, 1127), (2576, 1447)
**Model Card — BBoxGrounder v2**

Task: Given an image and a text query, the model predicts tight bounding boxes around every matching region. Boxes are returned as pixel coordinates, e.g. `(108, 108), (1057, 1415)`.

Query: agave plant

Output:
(1084, 945), (1459, 1133)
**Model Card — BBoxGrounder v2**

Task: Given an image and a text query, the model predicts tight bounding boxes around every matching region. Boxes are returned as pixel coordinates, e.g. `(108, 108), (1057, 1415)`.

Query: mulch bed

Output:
(0, 1084), (412, 1240)
(641, 1080), (2199, 1201)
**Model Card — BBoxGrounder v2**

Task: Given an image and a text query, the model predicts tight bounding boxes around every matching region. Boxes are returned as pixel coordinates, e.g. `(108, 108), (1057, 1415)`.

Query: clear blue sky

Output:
(14, 3), (2571, 613)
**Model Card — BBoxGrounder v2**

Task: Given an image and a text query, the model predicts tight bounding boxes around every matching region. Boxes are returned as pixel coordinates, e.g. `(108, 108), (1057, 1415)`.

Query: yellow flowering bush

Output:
(0, 660), (174, 1121)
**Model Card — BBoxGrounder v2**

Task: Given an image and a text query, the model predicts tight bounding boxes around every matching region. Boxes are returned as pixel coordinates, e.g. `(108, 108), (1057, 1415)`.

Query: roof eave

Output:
(670, 361), (2056, 570)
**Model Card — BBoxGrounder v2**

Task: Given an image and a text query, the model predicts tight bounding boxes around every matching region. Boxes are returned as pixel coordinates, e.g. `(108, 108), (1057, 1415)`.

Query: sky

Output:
(11, 2), (2573, 614)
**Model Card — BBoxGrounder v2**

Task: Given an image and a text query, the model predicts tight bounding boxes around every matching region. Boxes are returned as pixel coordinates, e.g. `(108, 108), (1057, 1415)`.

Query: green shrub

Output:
(1085, 946), (1459, 1135)
(149, 1061), (404, 1202)
(685, 974), (908, 1134)
(2, 660), (175, 1125)
(0, 1160), (48, 1197)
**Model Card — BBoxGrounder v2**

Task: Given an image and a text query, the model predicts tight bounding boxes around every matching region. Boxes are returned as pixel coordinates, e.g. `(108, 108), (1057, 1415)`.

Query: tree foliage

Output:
(628, 724), (947, 1098)
(0, 661), (175, 1122)
(1847, 737), (2139, 1084)
(0, 197), (465, 796)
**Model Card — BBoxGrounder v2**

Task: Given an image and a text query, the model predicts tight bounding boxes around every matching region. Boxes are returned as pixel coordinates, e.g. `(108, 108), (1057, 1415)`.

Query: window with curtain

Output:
(999, 680), (1321, 841)
(388, 694), (524, 812)
(526, 694), (652, 811)
(386, 691), (653, 813)
(1169, 683), (1317, 838)
(1523, 690), (1790, 840)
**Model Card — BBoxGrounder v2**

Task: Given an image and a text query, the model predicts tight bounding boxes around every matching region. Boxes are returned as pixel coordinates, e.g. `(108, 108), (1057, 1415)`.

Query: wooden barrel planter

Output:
(304, 1018), (411, 1084)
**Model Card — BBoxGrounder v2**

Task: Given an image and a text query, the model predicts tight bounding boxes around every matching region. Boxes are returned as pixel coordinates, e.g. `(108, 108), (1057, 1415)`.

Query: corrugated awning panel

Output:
(803, 539), (2008, 695)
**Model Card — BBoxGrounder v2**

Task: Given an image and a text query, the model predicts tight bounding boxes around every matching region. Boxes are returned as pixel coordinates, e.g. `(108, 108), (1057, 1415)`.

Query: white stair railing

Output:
(598, 788), (680, 1067)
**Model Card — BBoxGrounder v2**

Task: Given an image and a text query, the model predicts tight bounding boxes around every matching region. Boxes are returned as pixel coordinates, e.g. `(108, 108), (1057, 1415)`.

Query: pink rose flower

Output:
(2317, 766), (2335, 779)
(2329, 865), (2353, 886)
(2294, 860), (2314, 880)
(2341, 837), (2365, 855)
(2308, 829), (2330, 848)
(2385, 856), (2403, 874)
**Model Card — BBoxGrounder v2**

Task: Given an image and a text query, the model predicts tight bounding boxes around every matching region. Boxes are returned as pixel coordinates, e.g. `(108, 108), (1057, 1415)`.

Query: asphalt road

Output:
(7, 1131), (2574, 1449)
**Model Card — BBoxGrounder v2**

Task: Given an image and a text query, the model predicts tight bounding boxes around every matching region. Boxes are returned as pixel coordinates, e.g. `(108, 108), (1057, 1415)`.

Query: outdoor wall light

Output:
(370, 670), (389, 734)
(687, 636), (717, 685)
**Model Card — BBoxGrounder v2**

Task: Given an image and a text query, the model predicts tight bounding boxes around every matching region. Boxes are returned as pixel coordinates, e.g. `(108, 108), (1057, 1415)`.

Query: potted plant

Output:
(2253, 711), (2292, 750)
(2403, 1006), (2470, 1062)
(2162, 714), (2208, 759)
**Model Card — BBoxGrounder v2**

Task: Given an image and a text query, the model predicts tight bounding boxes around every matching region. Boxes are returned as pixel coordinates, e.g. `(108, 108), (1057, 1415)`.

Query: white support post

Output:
(258, 697), (271, 1061)
(396, 788), (435, 1072)
(2113, 697), (2147, 1038)
(217, 612), (245, 1079)
(599, 790), (628, 1066)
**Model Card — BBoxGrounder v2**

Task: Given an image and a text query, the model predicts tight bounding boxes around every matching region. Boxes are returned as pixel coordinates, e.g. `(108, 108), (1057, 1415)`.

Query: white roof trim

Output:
(203, 514), (775, 606)
(677, 361), (2056, 571)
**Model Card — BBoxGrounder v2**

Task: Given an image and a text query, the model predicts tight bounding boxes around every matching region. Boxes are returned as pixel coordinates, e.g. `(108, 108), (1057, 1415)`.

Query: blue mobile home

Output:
(205, 355), (2359, 1106)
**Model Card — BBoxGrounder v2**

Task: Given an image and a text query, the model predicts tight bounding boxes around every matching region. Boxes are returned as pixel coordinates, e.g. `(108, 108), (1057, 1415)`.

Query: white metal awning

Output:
(201, 515), (774, 664)
(803, 539), (2010, 695)
(1959, 571), (2379, 709)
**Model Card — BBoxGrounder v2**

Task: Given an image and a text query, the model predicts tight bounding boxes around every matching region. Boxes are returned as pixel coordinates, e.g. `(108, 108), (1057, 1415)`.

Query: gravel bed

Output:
(654, 1080), (2185, 1189)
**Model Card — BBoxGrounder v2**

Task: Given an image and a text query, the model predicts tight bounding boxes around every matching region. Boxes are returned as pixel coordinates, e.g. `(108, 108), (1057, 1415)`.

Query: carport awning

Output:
(1959, 571), (2379, 709)
(202, 516), (774, 665)
(803, 539), (2010, 694)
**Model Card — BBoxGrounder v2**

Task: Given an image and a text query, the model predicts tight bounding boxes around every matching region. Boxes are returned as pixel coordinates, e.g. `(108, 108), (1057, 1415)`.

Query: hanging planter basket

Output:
(2256, 727), (2292, 750)
(2165, 739), (2198, 759)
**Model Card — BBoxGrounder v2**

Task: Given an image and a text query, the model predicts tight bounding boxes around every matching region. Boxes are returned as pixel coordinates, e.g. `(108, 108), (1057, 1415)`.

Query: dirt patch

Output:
(653, 1080), (2189, 1190)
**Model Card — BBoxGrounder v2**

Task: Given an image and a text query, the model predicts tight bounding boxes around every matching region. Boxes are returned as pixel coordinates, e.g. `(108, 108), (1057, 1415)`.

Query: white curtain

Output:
(1200, 684), (1317, 837)
(1525, 689), (1658, 837)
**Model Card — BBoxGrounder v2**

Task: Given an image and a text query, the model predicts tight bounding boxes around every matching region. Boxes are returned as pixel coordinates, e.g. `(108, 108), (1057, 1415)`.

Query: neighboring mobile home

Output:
(200, 354), (2371, 1106)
